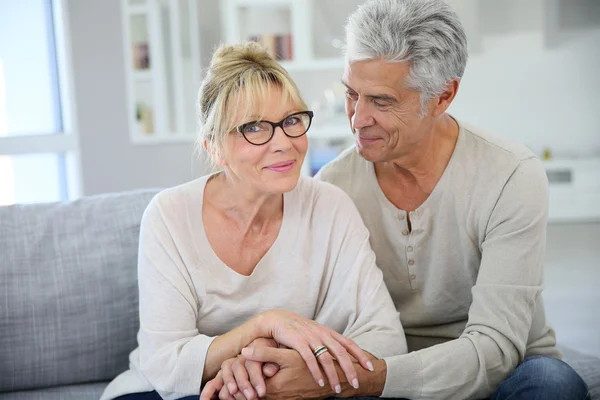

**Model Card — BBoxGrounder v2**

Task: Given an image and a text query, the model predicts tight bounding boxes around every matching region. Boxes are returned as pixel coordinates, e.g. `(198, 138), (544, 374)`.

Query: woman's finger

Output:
(312, 345), (341, 394)
(321, 334), (359, 389)
(245, 358), (266, 397)
(232, 356), (257, 400)
(330, 330), (373, 372)
(294, 340), (327, 388)
(221, 358), (239, 395)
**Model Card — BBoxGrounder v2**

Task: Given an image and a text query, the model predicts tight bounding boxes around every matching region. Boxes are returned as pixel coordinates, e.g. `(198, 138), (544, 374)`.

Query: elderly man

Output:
(234, 0), (590, 399)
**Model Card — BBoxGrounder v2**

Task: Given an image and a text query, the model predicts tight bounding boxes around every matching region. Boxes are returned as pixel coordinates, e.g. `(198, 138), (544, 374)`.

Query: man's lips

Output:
(358, 135), (382, 143)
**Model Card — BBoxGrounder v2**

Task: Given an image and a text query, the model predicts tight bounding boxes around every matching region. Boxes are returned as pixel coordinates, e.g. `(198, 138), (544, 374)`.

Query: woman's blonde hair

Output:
(196, 42), (308, 163)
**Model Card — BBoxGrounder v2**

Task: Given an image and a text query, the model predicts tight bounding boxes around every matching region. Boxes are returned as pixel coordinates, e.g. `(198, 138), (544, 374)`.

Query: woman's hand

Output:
(255, 309), (373, 393)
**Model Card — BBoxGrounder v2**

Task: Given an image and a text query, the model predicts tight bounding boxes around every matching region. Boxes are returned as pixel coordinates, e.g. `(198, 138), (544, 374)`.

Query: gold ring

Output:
(313, 345), (329, 358)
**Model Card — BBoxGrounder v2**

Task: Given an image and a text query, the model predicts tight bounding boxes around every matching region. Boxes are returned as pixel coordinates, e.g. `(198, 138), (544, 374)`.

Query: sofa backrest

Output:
(0, 189), (159, 393)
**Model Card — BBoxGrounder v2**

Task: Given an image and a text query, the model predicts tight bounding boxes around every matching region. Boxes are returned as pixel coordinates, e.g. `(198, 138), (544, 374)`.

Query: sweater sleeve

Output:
(136, 197), (216, 400)
(313, 186), (407, 359)
(381, 158), (550, 400)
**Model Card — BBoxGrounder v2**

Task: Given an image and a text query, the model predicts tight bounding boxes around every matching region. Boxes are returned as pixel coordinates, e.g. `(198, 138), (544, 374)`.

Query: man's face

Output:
(342, 59), (436, 163)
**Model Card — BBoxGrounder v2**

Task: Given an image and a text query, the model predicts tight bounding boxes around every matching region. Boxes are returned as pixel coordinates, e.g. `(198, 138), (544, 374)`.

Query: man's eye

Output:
(345, 91), (358, 100)
(374, 101), (389, 107)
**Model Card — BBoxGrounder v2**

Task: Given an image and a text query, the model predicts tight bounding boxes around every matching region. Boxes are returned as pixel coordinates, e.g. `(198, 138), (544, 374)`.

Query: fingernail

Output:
(367, 361), (374, 371)
(256, 385), (264, 397)
(244, 389), (253, 399)
(318, 379), (325, 387)
(335, 384), (342, 394)
(227, 383), (236, 394)
(241, 347), (253, 357)
(352, 378), (359, 389)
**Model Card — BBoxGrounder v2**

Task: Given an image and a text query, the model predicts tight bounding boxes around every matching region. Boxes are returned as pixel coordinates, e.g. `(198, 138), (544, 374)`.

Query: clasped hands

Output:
(200, 310), (376, 400)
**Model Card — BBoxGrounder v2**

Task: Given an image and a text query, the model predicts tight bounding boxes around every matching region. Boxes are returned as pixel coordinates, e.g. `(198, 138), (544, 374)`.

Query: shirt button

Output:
(398, 213), (405, 220)
(409, 274), (416, 280)
(402, 230), (409, 236)
(408, 259), (415, 266)
(407, 246), (413, 252)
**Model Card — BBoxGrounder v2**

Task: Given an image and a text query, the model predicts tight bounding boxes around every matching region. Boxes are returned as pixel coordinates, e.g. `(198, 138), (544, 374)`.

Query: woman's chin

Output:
(264, 171), (301, 194)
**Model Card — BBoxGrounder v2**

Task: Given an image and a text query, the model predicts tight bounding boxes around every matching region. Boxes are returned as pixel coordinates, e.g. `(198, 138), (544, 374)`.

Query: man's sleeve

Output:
(381, 157), (551, 400)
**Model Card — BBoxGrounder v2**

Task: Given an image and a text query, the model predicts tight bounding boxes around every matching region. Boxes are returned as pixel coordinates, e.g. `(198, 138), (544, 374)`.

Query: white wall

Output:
(67, 0), (211, 196)
(66, 0), (599, 195)
(448, 0), (600, 157)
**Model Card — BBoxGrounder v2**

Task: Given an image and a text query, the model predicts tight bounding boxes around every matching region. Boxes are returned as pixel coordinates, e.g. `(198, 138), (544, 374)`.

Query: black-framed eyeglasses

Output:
(236, 111), (314, 145)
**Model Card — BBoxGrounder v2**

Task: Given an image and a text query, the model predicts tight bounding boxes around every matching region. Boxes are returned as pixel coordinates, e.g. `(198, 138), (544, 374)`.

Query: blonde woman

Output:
(100, 42), (407, 400)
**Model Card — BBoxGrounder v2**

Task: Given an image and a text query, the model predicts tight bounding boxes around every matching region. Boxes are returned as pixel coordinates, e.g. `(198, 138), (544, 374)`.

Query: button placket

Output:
(406, 213), (417, 289)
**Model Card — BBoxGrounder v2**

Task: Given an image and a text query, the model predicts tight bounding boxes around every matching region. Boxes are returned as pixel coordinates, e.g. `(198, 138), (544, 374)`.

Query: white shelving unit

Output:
(220, 0), (345, 72)
(121, 0), (202, 144)
(220, 0), (348, 176)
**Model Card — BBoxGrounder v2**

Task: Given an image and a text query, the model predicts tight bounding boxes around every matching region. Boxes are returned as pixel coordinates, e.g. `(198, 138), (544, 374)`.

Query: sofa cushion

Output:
(0, 190), (158, 393)
(561, 346), (600, 399)
(0, 382), (108, 400)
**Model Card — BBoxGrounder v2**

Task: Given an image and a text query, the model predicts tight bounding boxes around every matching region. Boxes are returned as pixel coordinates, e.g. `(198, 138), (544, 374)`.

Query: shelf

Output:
(309, 114), (352, 140)
(132, 69), (152, 81)
(127, 4), (149, 16)
(280, 58), (344, 72)
(227, 0), (300, 7)
(130, 133), (196, 145)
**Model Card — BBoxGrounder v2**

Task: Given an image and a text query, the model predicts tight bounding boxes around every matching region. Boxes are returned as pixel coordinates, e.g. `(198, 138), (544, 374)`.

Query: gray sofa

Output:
(1, 190), (599, 399)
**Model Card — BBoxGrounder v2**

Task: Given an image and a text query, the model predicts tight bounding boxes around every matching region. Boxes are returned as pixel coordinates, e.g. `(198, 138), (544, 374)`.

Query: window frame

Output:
(0, 0), (82, 201)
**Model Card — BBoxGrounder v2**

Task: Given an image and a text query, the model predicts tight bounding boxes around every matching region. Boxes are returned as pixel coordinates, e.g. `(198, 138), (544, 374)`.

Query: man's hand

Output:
(224, 338), (280, 399)
(255, 309), (373, 393)
(241, 346), (387, 399)
(242, 347), (332, 399)
(201, 338), (281, 400)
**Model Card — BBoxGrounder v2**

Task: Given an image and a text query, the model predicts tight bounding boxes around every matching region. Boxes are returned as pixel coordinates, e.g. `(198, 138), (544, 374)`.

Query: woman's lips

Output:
(265, 160), (295, 172)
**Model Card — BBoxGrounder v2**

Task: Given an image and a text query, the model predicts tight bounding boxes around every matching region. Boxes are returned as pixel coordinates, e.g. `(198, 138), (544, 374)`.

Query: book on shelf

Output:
(248, 34), (293, 61)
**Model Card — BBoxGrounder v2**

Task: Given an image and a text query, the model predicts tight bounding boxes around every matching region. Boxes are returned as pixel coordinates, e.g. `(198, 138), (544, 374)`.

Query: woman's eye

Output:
(284, 117), (300, 126)
(243, 123), (264, 134)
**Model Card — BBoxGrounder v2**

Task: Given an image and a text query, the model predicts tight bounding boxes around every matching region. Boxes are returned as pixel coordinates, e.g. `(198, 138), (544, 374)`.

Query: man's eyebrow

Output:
(341, 79), (353, 91)
(341, 80), (398, 103)
(367, 94), (397, 103)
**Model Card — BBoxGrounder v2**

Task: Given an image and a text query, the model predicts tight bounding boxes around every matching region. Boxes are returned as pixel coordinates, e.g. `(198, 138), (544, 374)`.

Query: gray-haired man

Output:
(241, 0), (590, 399)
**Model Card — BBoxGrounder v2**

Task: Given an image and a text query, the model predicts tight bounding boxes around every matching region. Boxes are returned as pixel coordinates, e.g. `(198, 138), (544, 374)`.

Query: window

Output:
(0, 0), (80, 205)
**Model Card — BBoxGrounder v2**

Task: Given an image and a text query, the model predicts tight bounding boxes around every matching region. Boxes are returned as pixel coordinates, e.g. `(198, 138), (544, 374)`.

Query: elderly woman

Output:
(100, 42), (407, 400)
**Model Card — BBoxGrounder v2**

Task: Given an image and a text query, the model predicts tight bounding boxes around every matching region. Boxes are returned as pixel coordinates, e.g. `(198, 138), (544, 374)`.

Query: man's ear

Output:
(204, 139), (227, 167)
(432, 78), (460, 117)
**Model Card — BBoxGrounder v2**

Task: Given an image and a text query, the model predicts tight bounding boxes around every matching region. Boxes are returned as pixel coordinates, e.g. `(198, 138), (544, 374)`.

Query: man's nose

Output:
(351, 99), (375, 130)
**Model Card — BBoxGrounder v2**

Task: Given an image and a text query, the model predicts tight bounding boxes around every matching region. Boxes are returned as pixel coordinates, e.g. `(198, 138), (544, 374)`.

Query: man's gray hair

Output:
(345, 0), (468, 111)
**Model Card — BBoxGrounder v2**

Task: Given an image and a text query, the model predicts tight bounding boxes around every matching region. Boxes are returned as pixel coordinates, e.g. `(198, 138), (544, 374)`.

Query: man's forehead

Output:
(343, 59), (408, 91)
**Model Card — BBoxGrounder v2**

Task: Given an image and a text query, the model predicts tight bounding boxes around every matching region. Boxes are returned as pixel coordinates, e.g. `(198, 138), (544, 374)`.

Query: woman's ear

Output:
(204, 139), (227, 167)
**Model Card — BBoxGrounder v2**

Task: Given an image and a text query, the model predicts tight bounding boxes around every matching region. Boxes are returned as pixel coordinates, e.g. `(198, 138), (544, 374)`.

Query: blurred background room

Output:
(1, 0), (599, 362)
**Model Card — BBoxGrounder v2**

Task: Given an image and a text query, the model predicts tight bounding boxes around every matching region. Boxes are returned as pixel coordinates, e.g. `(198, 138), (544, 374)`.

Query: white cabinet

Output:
(544, 158), (600, 224)
(121, 0), (202, 144)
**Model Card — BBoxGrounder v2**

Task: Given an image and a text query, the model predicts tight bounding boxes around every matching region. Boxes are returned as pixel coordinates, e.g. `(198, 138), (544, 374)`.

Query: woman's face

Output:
(220, 86), (308, 196)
